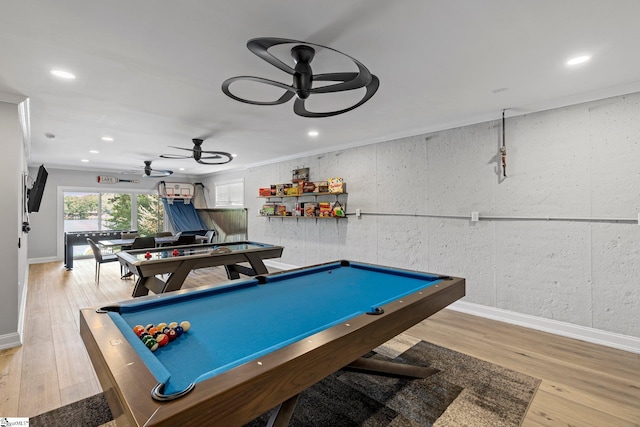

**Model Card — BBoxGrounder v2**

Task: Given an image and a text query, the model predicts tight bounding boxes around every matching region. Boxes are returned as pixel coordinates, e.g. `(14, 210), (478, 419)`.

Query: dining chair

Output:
(175, 234), (197, 245)
(131, 236), (156, 249)
(87, 238), (119, 285)
(119, 232), (140, 251)
(121, 236), (157, 279)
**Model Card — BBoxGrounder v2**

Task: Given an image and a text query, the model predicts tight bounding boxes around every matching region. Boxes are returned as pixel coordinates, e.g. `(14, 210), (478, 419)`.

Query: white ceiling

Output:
(2, 0), (640, 177)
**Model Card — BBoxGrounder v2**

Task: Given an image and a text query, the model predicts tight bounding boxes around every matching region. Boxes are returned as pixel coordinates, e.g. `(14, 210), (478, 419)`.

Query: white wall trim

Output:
(0, 332), (22, 350)
(17, 266), (29, 341)
(264, 260), (300, 271)
(28, 256), (59, 264)
(264, 261), (640, 354)
(448, 301), (640, 355)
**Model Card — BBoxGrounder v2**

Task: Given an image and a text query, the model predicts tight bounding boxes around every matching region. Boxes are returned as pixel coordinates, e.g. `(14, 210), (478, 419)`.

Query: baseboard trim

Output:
(448, 301), (640, 354)
(28, 256), (59, 264)
(264, 260), (300, 271)
(0, 332), (22, 351)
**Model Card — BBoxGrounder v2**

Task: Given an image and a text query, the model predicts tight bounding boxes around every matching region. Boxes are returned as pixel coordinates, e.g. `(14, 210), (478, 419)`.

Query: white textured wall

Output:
(0, 100), (25, 342)
(206, 93), (640, 339)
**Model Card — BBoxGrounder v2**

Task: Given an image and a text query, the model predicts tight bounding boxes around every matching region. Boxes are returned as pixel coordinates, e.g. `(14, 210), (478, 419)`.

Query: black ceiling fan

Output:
(222, 37), (379, 118)
(122, 160), (173, 178)
(160, 138), (233, 165)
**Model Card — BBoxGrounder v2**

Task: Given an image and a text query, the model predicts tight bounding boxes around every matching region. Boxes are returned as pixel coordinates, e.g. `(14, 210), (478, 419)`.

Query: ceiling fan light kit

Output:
(222, 37), (380, 118)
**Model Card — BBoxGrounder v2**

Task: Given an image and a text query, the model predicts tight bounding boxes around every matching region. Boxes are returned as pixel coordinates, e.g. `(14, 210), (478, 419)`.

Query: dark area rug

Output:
(29, 335), (540, 427)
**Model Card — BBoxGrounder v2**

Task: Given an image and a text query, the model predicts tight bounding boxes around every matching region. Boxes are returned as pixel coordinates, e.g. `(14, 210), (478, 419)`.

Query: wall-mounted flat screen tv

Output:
(28, 164), (48, 213)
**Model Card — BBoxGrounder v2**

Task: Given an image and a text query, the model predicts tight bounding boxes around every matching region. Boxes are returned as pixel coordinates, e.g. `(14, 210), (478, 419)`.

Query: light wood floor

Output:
(1, 260), (639, 426)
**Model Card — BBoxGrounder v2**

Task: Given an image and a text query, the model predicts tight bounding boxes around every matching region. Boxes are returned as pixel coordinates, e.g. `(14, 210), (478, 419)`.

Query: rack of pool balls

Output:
(132, 321), (191, 351)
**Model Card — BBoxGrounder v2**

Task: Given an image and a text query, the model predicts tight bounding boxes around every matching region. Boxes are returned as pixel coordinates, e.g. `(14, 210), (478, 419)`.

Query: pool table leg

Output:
(345, 357), (439, 379)
(266, 393), (299, 427)
(224, 253), (270, 279)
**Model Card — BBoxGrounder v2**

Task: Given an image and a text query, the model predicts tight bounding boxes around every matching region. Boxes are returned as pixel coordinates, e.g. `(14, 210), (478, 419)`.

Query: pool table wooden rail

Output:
(117, 241), (284, 297)
(80, 267), (465, 427)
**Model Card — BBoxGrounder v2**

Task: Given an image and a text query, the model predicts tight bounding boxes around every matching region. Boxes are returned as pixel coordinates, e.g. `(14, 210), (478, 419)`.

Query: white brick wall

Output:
(205, 92), (640, 339)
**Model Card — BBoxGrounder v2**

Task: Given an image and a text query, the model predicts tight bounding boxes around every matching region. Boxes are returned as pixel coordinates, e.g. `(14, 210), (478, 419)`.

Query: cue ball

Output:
(179, 321), (190, 332)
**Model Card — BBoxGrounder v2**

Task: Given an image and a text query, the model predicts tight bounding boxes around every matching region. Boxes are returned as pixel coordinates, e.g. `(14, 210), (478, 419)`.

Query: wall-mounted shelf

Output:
(258, 192), (347, 199)
(258, 192), (348, 220)
(259, 214), (348, 222)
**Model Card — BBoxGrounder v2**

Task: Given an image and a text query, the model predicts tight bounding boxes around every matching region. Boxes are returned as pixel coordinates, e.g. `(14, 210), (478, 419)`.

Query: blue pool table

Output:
(80, 260), (465, 426)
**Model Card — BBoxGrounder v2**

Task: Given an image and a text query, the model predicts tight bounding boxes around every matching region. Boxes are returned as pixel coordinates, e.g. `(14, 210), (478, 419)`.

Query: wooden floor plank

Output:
(408, 312), (640, 425)
(0, 346), (22, 415)
(523, 388), (638, 427)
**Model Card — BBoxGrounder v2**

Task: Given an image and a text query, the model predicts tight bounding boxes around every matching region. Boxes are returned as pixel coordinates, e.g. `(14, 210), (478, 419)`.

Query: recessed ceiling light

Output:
(81, 159), (89, 163)
(89, 150), (99, 154)
(101, 136), (114, 142)
(50, 69), (76, 79)
(179, 168), (185, 171)
(231, 153), (238, 157)
(566, 55), (591, 66)
(308, 130), (319, 137)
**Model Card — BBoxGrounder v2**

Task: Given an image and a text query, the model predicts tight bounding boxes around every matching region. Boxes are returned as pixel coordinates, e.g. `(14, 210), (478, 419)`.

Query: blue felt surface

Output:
(115, 261), (443, 394)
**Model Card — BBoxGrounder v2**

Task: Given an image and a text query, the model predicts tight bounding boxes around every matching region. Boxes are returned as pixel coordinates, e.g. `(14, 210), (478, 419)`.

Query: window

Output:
(214, 179), (244, 207)
(136, 193), (165, 235)
(63, 190), (165, 258)
(63, 192), (99, 232)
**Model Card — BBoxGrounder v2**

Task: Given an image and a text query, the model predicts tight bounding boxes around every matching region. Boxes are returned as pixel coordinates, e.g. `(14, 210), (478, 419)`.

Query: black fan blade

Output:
(247, 38), (298, 75)
(196, 151), (233, 165)
(159, 153), (193, 160)
(222, 76), (295, 105)
(293, 74), (379, 118)
(311, 67), (376, 94)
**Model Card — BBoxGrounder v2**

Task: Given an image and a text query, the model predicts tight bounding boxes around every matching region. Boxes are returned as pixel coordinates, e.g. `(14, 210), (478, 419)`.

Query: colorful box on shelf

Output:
(302, 181), (329, 193)
(318, 202), (332, 217)
(304, 203), (316, 217)
(285, 183), (299, 196)
(262, 205), (275, 215)
(259, 188), (272, 197)
(328, 177), (345, 193)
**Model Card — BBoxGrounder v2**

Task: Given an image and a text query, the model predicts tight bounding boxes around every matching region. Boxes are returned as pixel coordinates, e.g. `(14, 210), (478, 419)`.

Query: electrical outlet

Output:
(356, 209), (361, 218)
(471, 211), (479, 222)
